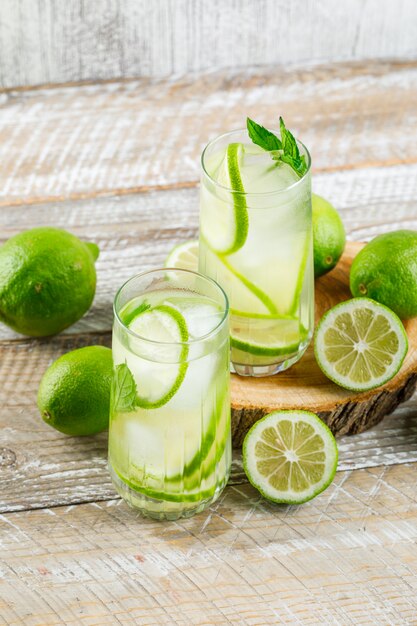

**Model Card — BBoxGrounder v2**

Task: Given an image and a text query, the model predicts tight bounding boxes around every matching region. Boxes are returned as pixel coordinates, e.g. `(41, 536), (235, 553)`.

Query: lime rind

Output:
(214, 247), (278, 315)
(230, 330), (307, 357)
(314, 297), (408, 392)
(112, 464), (221, 503)
(201, 232), (310, 319)
(288, 233), (312, 316)
(128, 304), (190, 409)
(119, 301), (151, 327)
(225, 143), (249, 255)
(230, 309), (297, 320)
(113, 395), (230, 502)
(243, 410), (338, 505)
(201, 143), (249, 256)
(167, 382), (230, 481)
(166, 237), (281, 318)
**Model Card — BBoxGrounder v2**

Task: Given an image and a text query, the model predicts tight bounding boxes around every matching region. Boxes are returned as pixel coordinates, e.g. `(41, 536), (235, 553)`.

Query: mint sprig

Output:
(246, 116), (307, 177)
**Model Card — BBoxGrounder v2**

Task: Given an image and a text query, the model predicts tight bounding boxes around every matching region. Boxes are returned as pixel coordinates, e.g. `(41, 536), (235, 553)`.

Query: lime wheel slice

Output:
(201, 142), (249, 255)
(127, 304), (189, 408)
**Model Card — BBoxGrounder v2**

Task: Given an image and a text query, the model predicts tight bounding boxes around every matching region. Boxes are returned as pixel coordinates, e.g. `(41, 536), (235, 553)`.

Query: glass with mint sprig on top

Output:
(199, 117), (313, 377)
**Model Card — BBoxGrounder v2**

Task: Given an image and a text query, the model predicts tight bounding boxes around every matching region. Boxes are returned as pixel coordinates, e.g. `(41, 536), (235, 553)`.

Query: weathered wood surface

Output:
(1, 61), (417, 205)
(1, 463), (417, 624)
(1, 163), (417, 342)
(232, 242), (417, 443)
(1, 382), (417, 513)
(1, 1), (417, 89)
(0, 60), (417, 623)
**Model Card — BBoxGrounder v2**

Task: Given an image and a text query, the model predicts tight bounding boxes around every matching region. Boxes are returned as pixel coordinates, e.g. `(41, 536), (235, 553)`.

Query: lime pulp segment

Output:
(243, 410), (338, 504)
(165, 240), (199, 271)
(314, 297), (408, 392)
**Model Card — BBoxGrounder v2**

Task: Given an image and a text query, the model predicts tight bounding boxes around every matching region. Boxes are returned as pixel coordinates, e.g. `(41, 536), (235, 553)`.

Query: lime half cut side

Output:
(127, 304), (189, 408)
(243, 410), (338, 504)
(315, 297), (408, 392)
(201, 143), (249, 255)
(165, 240), (198, 271)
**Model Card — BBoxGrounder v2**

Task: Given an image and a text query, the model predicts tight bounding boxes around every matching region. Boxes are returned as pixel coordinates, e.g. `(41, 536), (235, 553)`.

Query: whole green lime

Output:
(37, 346), (113, 436)
(0, 227), (99, 337)
(350, 230), (417, 319)
(312, 194), (346, 277)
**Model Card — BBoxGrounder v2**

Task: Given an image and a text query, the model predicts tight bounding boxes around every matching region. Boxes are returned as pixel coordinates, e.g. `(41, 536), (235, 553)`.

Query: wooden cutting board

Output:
(231, 241), (417, 445)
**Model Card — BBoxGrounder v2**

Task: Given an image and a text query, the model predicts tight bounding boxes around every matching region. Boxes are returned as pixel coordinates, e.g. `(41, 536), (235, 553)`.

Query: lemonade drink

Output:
(199, 128), (313, 376)
(108, 269), (231, 520)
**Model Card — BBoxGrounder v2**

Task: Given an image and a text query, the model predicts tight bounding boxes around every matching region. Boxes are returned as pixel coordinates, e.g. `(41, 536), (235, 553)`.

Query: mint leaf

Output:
(247, 117), (282, 151)
(279, 152), (307, 177)
(278, 116), (307, 176)
(112, 363), (137, 412)
(279, 117), (299, 160)
(247, 115), (307, 177)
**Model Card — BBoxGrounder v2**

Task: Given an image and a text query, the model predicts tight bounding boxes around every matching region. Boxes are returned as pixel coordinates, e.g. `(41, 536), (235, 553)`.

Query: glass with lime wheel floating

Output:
(108, 269), (231, 520)
(199, 121), (314, 376)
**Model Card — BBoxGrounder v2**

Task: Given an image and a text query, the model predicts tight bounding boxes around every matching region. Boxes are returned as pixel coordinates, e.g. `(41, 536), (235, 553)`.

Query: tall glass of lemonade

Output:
(199, 124), (313, 377)
(108, 268), (230, 520)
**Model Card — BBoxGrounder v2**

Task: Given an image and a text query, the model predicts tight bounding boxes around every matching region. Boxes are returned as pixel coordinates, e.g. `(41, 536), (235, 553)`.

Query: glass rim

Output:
(201, 127), (311, 196)
(113, 267), (229, 346)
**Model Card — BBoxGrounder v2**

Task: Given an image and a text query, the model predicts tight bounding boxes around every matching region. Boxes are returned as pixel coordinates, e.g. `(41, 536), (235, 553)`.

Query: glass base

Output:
(231, 341), (310, 378)
(109, 463), (229, 521)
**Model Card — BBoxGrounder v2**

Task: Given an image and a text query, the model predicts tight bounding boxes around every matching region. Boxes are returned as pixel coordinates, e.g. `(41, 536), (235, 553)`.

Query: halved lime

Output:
(165, 240), (198, 271)
(243, 410), (338, 504)
(201, 143), (249, 255)
(315, 297), (408, 392)
(127, 304), (189, 408)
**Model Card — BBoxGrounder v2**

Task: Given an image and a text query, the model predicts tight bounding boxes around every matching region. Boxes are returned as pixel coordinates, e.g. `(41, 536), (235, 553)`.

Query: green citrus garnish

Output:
(315, 297), (408, 391)
(243, 410), (338, 504)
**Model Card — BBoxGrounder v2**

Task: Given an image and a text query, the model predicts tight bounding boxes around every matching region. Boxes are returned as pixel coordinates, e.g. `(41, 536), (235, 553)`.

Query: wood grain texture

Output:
(0, 328), (417, 513)
(0, 60), (417, 623)
(1, 61), (417, 204)
(231, 242), (417, 443)
(0, 170), (416, 514)
(1, 463), (417, 624)
(1, 163), (417, 342)
(1, 0), (417, 89)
